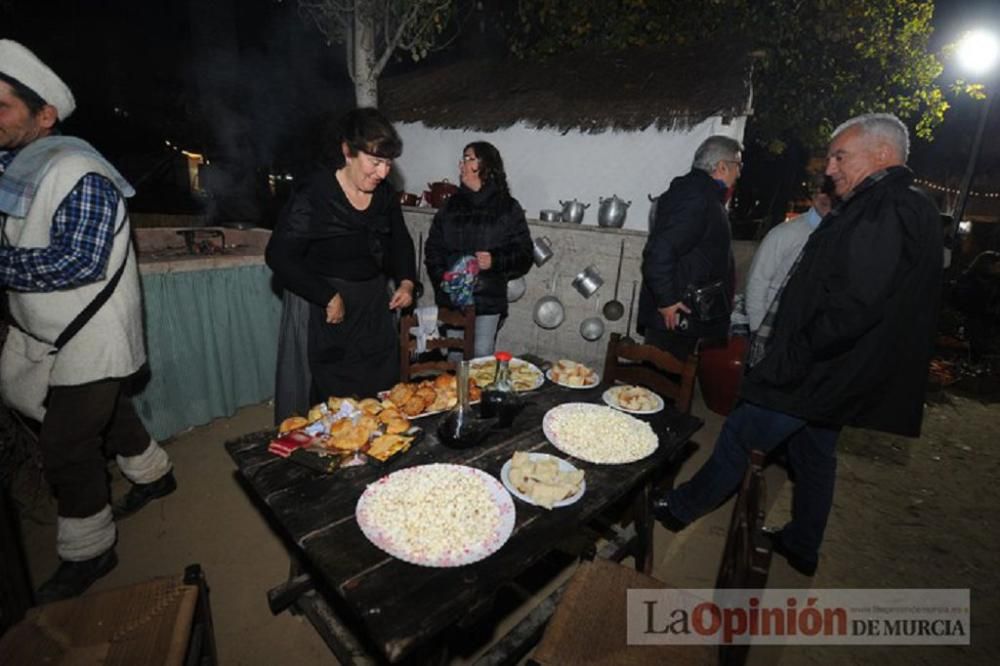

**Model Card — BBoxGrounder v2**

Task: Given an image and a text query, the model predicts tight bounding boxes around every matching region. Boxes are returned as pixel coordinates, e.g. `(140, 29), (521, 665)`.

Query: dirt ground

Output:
(5, 380), (1000, 665)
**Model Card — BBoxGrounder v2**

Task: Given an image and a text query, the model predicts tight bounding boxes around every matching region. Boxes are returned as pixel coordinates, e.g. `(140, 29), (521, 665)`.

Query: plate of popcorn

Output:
(602, 385), (664, 415)
(501, 452), (586, 509)
(355, 464), (516, 567)
(542, 403), (658, 464)
(545, 359), (600, 389)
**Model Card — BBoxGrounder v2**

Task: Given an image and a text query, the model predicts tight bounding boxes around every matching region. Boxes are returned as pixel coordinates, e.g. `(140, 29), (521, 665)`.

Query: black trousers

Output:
(38, 379), (150, 518)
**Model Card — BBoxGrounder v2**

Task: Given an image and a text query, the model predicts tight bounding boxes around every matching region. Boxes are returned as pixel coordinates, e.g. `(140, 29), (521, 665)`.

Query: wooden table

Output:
(225, 381), (702, 664)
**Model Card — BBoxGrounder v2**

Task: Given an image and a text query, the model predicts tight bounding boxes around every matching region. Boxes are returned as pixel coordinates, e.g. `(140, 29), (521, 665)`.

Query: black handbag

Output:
(682, 279), (730, 323)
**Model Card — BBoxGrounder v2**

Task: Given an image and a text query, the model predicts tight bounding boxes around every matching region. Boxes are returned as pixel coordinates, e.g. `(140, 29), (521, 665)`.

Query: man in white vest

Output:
(0, 40), (176, 603)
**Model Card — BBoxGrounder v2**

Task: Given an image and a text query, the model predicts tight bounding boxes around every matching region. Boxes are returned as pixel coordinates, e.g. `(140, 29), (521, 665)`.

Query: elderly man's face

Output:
(0, 81), (51, 150)
(825, 126), (890, 197)
(715, 151), (743, 189)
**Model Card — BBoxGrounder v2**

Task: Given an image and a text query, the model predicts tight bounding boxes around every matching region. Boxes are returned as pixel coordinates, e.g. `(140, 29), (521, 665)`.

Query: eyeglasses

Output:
(723, 159), (744, 171)
(460, 155), (479, 164)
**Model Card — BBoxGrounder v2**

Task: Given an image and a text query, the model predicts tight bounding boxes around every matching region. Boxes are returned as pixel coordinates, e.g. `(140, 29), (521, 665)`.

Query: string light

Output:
(914, 178), (1000, 199)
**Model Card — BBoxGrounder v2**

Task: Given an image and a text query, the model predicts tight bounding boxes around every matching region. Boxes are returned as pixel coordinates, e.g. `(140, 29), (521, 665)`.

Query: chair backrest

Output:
(399, 306), (475, 381)
(715, 449), (771, 666)
(602, 333), (699, 413)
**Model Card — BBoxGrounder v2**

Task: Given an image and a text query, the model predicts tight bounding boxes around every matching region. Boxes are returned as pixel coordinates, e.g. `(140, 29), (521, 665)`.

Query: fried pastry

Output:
(401, 395), (427, 416)
(278, 416), (309, 434)
(388, 383), (414, 406)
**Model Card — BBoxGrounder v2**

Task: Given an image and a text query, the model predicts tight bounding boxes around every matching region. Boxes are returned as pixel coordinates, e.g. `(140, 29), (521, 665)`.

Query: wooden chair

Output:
(603, 332), (700, 414)
(399, 306), (475, 382)
(529, 451), (771, 666)
(0, 564), (217, 666)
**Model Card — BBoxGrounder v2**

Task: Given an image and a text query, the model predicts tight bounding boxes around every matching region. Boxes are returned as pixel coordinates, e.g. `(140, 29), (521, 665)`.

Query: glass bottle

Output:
(480, 351), (520, 428)
(438, 361), (479, 445)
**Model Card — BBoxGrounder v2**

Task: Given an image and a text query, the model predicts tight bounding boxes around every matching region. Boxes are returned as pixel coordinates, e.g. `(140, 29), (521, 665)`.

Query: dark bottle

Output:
(480, 351), (521, 428)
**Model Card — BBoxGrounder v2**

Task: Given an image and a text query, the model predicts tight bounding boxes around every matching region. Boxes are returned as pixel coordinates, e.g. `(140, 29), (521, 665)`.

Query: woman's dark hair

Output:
(464, 141), (509, 196)
(321, 107), (402, 167)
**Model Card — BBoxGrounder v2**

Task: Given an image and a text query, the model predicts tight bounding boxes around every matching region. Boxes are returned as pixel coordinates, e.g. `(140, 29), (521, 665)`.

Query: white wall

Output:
(393, 116), (747, 232)
(403, 209), (760, 369)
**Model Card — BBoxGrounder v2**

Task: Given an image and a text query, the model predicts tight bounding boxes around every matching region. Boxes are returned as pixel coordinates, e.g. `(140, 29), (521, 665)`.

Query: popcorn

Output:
(358, 465), (504, 563)
(544, 404), (657, 464)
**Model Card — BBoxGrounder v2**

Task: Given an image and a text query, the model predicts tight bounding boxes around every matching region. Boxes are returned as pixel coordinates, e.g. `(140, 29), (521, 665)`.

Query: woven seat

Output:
(0, 564), (216, 666)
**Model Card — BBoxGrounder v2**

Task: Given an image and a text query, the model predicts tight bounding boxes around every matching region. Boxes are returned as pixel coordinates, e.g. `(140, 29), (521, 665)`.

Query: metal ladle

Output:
(622, 280), (638, 344)
(602, 240), (626, 321)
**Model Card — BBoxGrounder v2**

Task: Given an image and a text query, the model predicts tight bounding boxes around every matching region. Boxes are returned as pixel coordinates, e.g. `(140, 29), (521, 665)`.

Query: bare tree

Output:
(294, 0), (457, 107)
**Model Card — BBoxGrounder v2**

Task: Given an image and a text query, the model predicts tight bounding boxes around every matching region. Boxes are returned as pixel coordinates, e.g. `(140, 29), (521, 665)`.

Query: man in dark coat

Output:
(638, 135), (740, 360)
(653, 113), (942, 576)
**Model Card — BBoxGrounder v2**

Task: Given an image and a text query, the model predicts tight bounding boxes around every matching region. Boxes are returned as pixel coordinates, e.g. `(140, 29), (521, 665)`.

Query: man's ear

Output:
(37, 105), (59, 130)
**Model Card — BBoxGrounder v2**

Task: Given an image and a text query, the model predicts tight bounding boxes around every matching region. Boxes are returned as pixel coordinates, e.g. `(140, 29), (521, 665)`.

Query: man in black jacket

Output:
(653, 114), (942, 577)
(638, 135), (740, 360)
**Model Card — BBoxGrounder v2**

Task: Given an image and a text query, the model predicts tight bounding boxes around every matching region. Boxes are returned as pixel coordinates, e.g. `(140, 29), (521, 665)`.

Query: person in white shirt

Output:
(744, 175), (835, 331)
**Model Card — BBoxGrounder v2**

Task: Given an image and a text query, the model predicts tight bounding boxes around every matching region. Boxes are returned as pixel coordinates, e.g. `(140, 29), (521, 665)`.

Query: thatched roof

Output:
(381, 46), (753, 133)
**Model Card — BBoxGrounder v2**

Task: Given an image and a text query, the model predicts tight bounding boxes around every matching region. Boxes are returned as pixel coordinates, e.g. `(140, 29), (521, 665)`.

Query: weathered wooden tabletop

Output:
(225, 381), (702, 662)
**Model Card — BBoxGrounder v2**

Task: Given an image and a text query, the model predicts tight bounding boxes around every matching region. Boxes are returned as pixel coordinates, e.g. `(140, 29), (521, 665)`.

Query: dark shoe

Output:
(113, 470), (177, 519)
(36, 549), (118, 604)
(652, 497), (688, 532)
(762, 527), (818, 576)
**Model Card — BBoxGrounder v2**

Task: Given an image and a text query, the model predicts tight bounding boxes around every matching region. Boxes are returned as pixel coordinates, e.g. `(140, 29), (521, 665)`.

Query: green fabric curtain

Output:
(132, 265), (281, 441)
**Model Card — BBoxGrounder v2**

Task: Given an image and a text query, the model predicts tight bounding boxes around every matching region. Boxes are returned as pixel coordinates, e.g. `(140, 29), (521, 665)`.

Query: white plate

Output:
(356, 464), (515, 567)
(469, 356), (545, 392)
(545, 367), (600, 390)
(602, 385), (665, 415)
(542, 403), (658, 465)
(500, 453), (585, 508)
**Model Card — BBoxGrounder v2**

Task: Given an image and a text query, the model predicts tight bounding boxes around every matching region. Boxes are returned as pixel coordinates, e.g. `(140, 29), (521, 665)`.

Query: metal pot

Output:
(533, 295), (565, 329)
(597, 195), (632, 228)
(580, 316), (605, 341)
(571, 265), (604, 299)
(423, 180), (459, 208)
(506, 277), (527, 303)
(532, 236), (554, 266)
(558, 199), (590, 224)
(539, 209), (562, 222)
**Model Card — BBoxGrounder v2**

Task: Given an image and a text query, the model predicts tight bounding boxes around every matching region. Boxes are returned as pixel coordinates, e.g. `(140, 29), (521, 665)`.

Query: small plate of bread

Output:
(500, 452), (585, 509)
(545, 359), (600, 389)
(602, 384), (664, 415)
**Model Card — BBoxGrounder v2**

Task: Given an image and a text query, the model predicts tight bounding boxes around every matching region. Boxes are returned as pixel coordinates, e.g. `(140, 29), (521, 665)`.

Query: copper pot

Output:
(423, 180), (459, 208)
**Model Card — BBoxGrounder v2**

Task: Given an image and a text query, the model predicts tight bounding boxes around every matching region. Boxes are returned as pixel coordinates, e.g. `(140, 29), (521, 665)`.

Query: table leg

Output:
(633, 481), (654, 575)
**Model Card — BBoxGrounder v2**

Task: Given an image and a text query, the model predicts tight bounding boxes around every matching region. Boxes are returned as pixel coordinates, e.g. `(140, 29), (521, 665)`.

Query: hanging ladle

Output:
(622, 280), (638, 344)
(602, 240), (626, 321)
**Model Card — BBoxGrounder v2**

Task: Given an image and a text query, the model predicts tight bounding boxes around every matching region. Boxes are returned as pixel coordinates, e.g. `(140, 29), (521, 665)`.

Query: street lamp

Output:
(950, 29), (999, 249)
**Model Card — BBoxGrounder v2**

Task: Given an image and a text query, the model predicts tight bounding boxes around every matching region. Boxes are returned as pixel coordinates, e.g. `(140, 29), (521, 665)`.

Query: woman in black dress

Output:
(267, 109), (416, 421)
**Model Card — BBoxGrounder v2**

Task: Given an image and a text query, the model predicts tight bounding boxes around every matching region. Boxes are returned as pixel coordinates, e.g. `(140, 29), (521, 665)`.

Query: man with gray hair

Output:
(653, 113), (941, 577)
(0, 40), (176, 602)
(638, 135), (741, 360)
